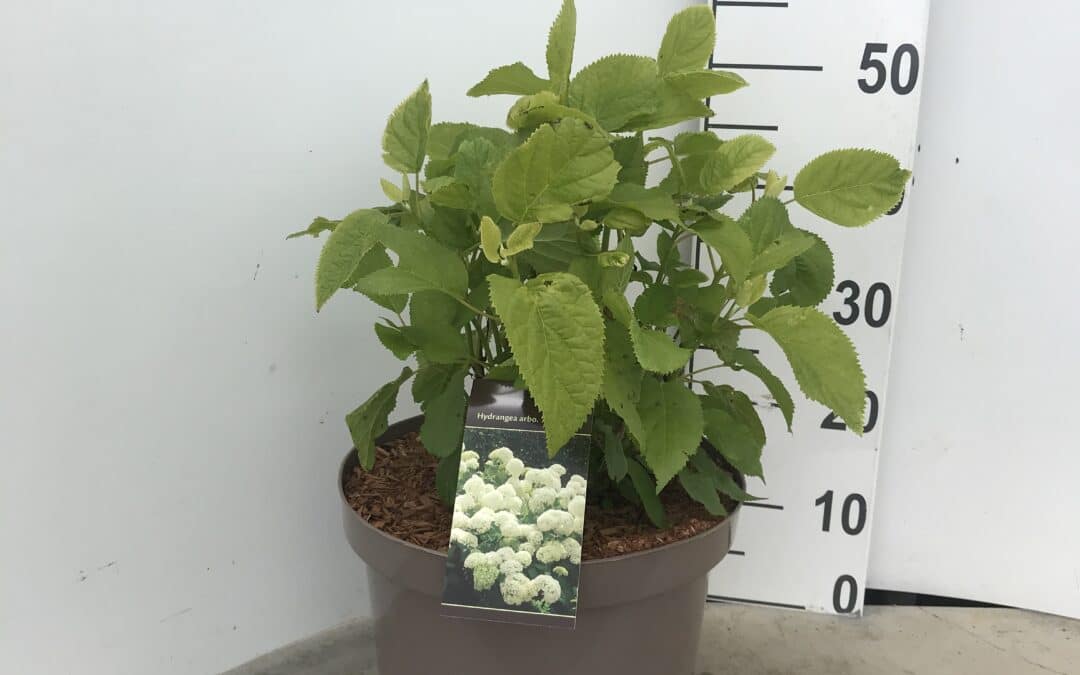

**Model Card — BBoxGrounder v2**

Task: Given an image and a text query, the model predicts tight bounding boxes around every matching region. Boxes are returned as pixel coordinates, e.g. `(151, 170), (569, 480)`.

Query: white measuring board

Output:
(696, 0), (930, 615)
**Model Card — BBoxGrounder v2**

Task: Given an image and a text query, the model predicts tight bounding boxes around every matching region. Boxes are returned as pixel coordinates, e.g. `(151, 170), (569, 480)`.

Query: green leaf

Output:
(427, 122), (472, 160)
(764, 170), (787, 198)
(453, 137), (508, 218)
(374, 323), (415, 360)
(546, 0), (577, 98)
(674, 131), (723, 156)
(690, 451), (758, 501)
(793, 149), (910, 227)
(467, 62), (550, 97)
(700, 135), (776, 193)
(347, 246), (409, 314)
(479, 216), (502, 263)
(702, 407), (763, 479)
(739, 197), (792, 254)
(771, 232), (835, 307)
(287, 216), (338, 240)
(602, 320), (646, 443)
(665, 70), (747, 98)
(492, 119), (620, 223)
(380, 178), (404, 203)
(735, 274), (767, 308)
(567, 54), (659, 132)
(603, 183), (680, 222)
(425, 176), (472, 210)
(315, 210), (382, 311)
(657, 5), (715, 75)
(731, 348), (794, 431)
(598, 421), (629, 482)
(611, 133), (648, 186)
(505, 90), (598, 131)
(627, 459), (667, 528)
(631, 325), (693, 374)
(382, 80), (432, 174)
(602, 207), (650, 235)
(748, 228), (816, 276)
(403, 291), (469, 363)
(354, 220), (468, 297)
(634, 285), (677, 327)
(418, 364), (468, 458)
(346, 367), (413, 470)
(488, 273), (605, 454)
(436, 451), (461, 506)
(623, 80), (713, 131)
(502, 221), (543, 257)
(692, 214), (753, 284)
(637, 377), (704, 490)
(750, 306), (866, 433)
(679, 468), (727, 516)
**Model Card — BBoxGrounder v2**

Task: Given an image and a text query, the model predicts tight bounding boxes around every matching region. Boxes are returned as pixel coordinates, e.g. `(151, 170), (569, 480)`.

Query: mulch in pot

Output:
(343, 432), (733, 560)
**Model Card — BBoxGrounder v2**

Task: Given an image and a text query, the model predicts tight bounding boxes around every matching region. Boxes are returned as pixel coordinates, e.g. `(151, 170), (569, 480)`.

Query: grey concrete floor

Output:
(224, 604), (1079, 675)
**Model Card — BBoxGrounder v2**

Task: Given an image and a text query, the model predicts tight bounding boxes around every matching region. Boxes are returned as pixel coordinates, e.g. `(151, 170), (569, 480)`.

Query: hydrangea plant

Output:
(294, 1), (909, 526)
(447, 446), (584, 613)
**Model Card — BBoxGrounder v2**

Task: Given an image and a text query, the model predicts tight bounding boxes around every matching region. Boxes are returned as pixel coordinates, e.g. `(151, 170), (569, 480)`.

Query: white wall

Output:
(869, 0), (1080, 618)
(0, 1), (692, 673)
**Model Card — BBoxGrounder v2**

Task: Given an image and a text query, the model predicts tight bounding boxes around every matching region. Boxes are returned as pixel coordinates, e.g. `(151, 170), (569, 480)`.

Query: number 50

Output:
(858, 43), (920, 95)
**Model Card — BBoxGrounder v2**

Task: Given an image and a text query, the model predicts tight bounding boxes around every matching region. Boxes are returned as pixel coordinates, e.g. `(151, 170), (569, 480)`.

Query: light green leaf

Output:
(346, 246), (408, 313)
(354, 220), (468, 297)
(674, 131), (723, 156)
(492, 118), (620, 223)
(634, 285), (676, 327)
(546, 0), (577, 98)
(602, 320), (646, 443)
(731, 348), (794, 431)
(427, 122), (473, 160)
(403, 291), (469, 363)
(794, 149), (910, 227)
(763, 170), (787, 198)
(425, 176), (472, 210)
(374, 323), (415, 360)
(598, 421), (629, 482)
(380, 178), (404, 203)
(287, 216), (338, 240)
(735, 274), (767, 308)
(382, 80), (431, 174)
(505, 90), (598, 130)
(751, 306), (866, 433)
(453, 137), (507, 218)
(657, 5), (716, 75)
(692, 214), (753, 284)
(479, 216), (502, 263)
(346, 367), (413, 470)
(315, 210), (382, 311)
(502, 221), (543, 257)
(771, 232), (835, 307)
(679, 468), (727, 516)
(602, 207), (650, 235)
(611, 133), (648, 186)
(748, 228), (816, 276)
(567, 54), (659, 132)
(700, 135), (776, 193)
(418, 364), (468, 458)
(467, 62), (550, 97)
(623, 80), (713, 131)
(631, 324), (693, 374)
(627, 459), (667, 528)
(739, 197), (792, 254)
(637, 377), (704, 490)
(702, 407), (763, 479)
(603, 183), (680, 222)
(690, 451), (758, 501)
(665, 70), (747, 98)
(488, 272), (605, 454)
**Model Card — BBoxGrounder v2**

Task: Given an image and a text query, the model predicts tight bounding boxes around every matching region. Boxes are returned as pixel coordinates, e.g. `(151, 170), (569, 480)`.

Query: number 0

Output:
(833, 575), (859, 613)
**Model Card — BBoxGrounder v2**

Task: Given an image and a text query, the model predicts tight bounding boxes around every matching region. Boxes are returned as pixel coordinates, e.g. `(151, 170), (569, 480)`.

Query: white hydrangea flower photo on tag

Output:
(442, 380), (591, 629)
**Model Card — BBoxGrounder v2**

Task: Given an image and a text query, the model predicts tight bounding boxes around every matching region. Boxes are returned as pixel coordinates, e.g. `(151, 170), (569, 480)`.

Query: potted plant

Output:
(292, 2), (908, 673)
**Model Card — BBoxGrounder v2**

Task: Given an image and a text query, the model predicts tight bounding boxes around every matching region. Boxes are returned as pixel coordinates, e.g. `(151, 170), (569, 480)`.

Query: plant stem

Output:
(682, 363), (728, 380)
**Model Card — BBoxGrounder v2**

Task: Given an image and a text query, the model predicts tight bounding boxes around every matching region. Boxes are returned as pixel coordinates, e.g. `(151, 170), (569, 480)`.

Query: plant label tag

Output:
(441, 379), (591, 629)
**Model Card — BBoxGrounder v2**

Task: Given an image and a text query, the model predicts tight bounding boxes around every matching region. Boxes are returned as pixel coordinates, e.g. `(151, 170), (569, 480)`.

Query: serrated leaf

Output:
(479, 216), (502, 263)
(702, 407), (763, 479)
(731, 348), (794, 431)
(738, 197), (792, 254)
(502, 221), (543, 257)
(598, 421), (629, 482)
(403, 291), (469, 363)
(794, 149), (910, 227)
(627, 459), (667, 528)
(679, 468), (727, 516)
(700, 135), (776, 193)
(382, 80), (431, 174)
(315, 210), (382, 311)
(546, 0), (576, 98)
(674, 131), (723, 156)
(665, 70), (747, 98)
(492, 118), (620, 223)
(427, 122), (473, 160)
(346, 367), (413, 470)
(623, 80), (713, 131)
(771, 232), (835, 307)
(748, 228), (816, 276)
(418, 364), (468, 458)
(603, 183), (680, 222)
(287, 216), (338, 240)
(690, 451), (757, 501)
(692, 214), (753, 284)
(374, 323), (415, 360)
(488, 273), (604, 454)
(611, 133), (648, 186)
(764, 170), (787, 199)
(506, 90), (597, 131)
(634, 285), (677, 327)
(657, 5), (715, 75)
(354, 221), (468, 297)
(637, 377), (704, 490)
(631, 324), (693, 374)
(467, 62), (550, 97)
(347, 246), (409, 313)
(602, 320), (646, 443)
(751, 306), (866, 433)
(735, 274), (767, 308)
(425, 176), (472, 210)
(380, 178), (404, 203)
(567, 54), (659, 132)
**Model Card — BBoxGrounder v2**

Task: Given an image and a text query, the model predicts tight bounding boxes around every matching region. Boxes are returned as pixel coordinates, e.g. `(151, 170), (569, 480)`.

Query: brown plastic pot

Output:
(339, 415), (741, 675)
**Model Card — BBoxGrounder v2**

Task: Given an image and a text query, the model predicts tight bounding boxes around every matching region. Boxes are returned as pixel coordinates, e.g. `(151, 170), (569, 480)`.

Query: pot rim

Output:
(337, 416), (743, 569)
